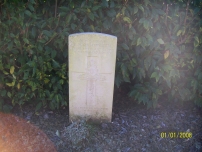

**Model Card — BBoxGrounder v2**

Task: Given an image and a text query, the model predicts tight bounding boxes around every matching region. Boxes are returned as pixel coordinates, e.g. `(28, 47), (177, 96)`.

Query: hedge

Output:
(0, 0), (201, 111)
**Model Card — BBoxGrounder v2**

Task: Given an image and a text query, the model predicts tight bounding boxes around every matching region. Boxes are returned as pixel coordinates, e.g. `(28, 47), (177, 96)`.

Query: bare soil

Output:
(12, 93), (202, 152)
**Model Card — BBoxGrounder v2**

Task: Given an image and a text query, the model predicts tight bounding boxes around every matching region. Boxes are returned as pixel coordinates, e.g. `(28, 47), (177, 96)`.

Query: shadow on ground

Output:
(12, 93), (202, 152)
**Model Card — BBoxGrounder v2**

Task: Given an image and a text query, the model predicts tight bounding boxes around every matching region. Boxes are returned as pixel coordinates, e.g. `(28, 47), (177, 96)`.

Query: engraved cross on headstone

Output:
(77, 57), (106, 106)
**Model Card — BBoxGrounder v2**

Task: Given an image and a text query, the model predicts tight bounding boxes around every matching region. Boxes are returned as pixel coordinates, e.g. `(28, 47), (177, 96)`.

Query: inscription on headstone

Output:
(69, 32), (117, 122)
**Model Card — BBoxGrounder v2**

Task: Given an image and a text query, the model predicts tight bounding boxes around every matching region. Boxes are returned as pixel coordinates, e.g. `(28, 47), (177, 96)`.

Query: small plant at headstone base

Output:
(0, 0), (201, 110)
(61, 119), (98, 151)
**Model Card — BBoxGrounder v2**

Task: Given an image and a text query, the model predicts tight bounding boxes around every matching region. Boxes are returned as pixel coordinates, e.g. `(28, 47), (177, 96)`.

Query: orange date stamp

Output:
(160, 132), (192, 138)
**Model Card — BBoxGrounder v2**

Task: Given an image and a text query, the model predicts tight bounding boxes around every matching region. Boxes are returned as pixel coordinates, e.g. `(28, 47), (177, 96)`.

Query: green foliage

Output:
(0, 0), (68, 110)
(0, 0), (201, 110)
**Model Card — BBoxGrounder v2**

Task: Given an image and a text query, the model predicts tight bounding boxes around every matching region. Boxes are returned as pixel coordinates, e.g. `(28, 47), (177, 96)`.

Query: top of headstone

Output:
(69, 32), (117, 39)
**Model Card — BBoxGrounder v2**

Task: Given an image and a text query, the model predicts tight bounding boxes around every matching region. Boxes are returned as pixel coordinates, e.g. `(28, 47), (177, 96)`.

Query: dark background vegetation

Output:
(0, 0), (202, 111)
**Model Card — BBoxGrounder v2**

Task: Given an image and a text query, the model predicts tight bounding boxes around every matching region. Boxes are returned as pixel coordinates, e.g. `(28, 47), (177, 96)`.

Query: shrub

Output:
(0, 0), (201, 110)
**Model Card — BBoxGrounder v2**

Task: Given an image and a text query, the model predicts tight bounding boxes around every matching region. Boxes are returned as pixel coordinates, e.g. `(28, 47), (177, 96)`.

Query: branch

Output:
(45, 34), (58, 45)
(55, 0), (57, 18)
(163, 4), (171, 41)
(53, 14), (60, 31)
(165, 4), (168, 25)
(176, 34), (193, 46)
(184, 0), (190, 25)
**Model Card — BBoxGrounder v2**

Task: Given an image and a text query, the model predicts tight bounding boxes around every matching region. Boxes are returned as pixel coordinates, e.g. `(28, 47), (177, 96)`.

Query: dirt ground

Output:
(12, 93), (202, 152)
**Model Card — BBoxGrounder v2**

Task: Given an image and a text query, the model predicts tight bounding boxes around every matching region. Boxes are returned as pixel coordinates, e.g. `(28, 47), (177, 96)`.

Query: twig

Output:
(165, 4), (168, 25)
(53, 14), (60, 31)
(176, 34), (193, 46)
(55, 0), (57, 18)
(184, 0), (190, 25)
(165, 4), (171, 41)
(1, 0), (6, 6)
(45, 34), (58, 45)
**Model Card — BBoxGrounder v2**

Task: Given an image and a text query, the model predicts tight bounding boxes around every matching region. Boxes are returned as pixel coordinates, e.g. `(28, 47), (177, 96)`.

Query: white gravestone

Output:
(69, 32), (117, 122)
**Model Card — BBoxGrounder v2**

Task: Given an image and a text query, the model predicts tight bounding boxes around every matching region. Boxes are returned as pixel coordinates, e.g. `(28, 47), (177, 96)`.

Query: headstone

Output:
(69, 32), (117, 123)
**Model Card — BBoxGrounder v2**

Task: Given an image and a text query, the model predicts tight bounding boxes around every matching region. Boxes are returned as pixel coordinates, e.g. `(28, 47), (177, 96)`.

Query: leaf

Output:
(23, 38), (29, 44)
(110, 1), (115, 8)
(51, 50), (57, 58)
(28, 3), (35, 11)
(150, 72), (158, 78)
(156, 89), (162, 95)
(143, 20), (149, 30)
(43, 30), (52, 37)
(194, 36), (199, 44)
(177, 30), (182, 36)
(55, 94), (59, 102)
(122, 43), (129, 50)
(32, 67), (36, 77)
(116, 13), (121, 19)
(138, 5), (144, 12)
(107, 9), (116, 17)
(152, 93), (157, 100)
(123, 75), (130, 82)
(17, 83), (20, 89)
(157, 38), (164, 44)
(56, 130), (60, 137)
(52, 59), (60, 68)
(164, 50), (169, 59)
(191, 79), (197, 91)
(137, 38), (141, 46)
(144, 56), (151, 71)
(6, 82), (15, 87)
(35, 102), (42, 112)
(10, 33), (15, 38)
(3, 105), (13, 113)
(92, 5), (100, 10)
(165, 79), (171, 88)
(71, 23), (77, 30)
(90, 25), (95, 31)
(121, 63), (127, 74)
(123, 17), (132, 24)
(12, 74), (16, 79)
(103, 19), (111, 29)
(128, 89), (137, 97)
(10, 66), (15, 74)
(132, 65), (138, 77)
(139, 68), (145, 78)
(139, 18), (145, 24)
(151, 72), (159, 82)
(194, 40), (199, 47)
(32, 27), (36, 38)
(121, 63), (130, 82)
(59, 6), (69, 12)
(8, 42), (13, 49)
(101, 0), (109, 7)
(134, 7), (138, 14)
(156, 125), (161, 129)
(3, 70), (9, 75)
(169, 69), (176, 78)
(44, 78), (50, 84)
(29, 0), (36, 4)
(88, 13), (94, 21)
(198, 72), (202, 81)
(1, 90), (6, 97)
(25, 10), (32, 17)
(59, 79), (64, 85)
(67, 14), (72, 23)
(7, 92), (11, 98)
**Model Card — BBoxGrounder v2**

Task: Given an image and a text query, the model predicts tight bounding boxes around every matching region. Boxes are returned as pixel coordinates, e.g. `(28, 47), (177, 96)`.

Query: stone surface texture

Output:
(69, 32), (117, 122)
